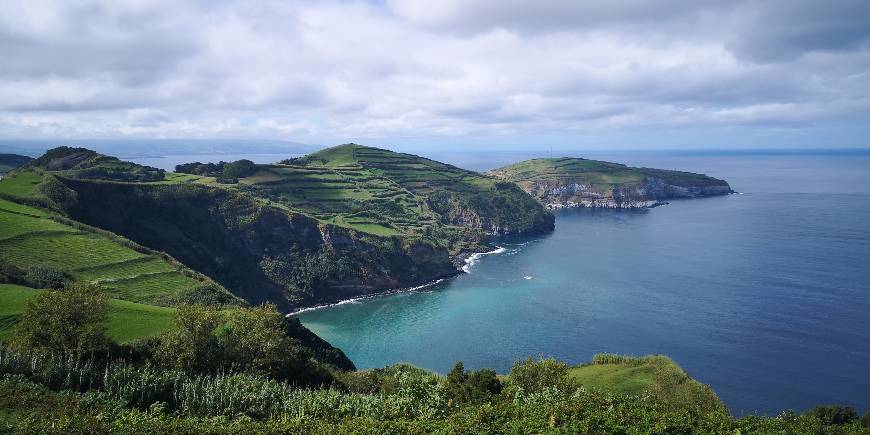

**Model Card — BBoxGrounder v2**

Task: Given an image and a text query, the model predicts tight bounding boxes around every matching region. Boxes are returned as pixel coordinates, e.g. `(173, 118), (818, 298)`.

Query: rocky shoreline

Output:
(529, 177), (733, 210)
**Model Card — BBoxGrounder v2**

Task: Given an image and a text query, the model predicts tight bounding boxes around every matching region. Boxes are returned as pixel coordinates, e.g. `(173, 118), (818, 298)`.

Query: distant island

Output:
(490, 157), (733, 209)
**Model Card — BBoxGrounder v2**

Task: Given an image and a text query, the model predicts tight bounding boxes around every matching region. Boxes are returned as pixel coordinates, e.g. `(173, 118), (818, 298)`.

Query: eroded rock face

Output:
(53, 178), (458, 310)
(43, 151), (95, 171)
(527, 176), (733, 209)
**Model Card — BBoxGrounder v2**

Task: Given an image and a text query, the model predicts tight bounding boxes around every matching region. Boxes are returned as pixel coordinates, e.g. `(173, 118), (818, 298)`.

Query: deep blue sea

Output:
(293, 150), (870, 416)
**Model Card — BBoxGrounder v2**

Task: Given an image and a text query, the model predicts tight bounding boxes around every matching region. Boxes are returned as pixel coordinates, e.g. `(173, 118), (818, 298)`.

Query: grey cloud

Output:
(0, 0), (868, 142)
(726, 0), (870, 62)
(0, 4), (200, 84)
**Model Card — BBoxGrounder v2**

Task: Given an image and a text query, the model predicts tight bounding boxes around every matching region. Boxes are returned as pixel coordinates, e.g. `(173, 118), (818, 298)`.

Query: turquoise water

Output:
(298, 152), (870, 415)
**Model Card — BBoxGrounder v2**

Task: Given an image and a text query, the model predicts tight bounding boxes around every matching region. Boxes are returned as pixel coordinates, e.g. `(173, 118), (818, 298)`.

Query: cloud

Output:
(0, 0), (868, 146)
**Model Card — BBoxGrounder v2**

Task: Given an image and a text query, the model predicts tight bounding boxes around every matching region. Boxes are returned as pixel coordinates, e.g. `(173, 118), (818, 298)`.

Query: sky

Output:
(1, 0), (869, 151)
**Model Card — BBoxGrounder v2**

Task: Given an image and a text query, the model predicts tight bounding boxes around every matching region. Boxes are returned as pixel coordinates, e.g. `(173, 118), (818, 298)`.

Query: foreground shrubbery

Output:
(1, 349), (868, 434)
(2, 285), (867, 433)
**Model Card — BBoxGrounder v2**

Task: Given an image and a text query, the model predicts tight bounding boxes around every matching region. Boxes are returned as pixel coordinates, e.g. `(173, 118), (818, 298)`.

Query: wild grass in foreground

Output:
(0, 348), (868, 434)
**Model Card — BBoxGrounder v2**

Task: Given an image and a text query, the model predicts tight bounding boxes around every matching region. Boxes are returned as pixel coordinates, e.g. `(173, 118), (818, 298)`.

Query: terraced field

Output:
(0, 284), (174, 343)
(0, 198), (209, 304)
(228, 144), (546, 239)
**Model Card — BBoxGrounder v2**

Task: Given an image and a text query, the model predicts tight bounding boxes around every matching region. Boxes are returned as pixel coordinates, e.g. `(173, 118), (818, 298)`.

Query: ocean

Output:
(292, 150), (870, 415)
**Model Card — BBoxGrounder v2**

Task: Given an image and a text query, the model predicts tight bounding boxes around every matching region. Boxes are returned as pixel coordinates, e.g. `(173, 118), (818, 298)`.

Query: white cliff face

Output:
(528, 176), (732, 209)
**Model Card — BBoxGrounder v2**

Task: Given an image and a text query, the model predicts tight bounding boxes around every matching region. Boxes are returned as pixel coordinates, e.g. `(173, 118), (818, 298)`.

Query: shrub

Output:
(445, 362), (502, 405)
(24, 264), (69, 289)
(807, 405), (858, 425)
(13, 282), (110, 354)
(507, 357), (574, 394)
(217, 304), (301, 377)
(154, 304), (222, 372)
(0, 261), (27, 285)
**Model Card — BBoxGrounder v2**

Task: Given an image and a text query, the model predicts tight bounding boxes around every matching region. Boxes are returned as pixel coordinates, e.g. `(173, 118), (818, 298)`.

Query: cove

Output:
(298, 152), (870, 415)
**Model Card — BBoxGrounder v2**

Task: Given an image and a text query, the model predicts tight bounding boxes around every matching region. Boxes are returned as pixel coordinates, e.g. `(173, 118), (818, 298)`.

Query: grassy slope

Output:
(569, 361), (658, 395)
(569, 354), (724, 414)
(0, 284), (173, 343)
(0, 171), (44, 197)
(0, 196), (215, 304)
(227, 144), (551, 244)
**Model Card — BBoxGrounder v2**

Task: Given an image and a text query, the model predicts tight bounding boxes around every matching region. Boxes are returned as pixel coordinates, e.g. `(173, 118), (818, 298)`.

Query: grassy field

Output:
(569, 358), (659, 395)
(0, 171), (44, 197)
(490, 157), (730, 196)
(0, 284), (174, 343)
(568, 353), (722, 412)
(0, 198), (210, 304)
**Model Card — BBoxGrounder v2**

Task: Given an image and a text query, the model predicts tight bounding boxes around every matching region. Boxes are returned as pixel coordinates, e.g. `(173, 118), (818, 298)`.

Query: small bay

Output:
(298, 151), (870, 415)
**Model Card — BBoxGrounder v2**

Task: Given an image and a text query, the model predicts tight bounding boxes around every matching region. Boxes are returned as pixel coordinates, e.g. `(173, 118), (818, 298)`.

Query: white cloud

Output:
(0, 0), (868, 145)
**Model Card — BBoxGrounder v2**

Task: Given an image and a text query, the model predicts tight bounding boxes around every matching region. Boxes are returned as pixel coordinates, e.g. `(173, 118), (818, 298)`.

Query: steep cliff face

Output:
(490, 158), (733, 209)
(18, 146), (555, 310)
(52, 178), (457, 310)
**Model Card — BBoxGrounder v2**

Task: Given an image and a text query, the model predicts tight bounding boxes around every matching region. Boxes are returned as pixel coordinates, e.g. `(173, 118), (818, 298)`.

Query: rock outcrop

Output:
(489, 157), (733, 209)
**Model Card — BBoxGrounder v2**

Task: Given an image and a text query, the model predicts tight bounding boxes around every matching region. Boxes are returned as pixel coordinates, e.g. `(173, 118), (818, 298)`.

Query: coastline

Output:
(288, 245), (507, 316)
(287, 277), (452, 316)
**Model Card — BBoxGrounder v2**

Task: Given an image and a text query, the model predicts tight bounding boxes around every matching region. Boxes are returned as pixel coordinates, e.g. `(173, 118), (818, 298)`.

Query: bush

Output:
(155, 304), (222, 372)
(221, 159), (257, 180)
(445, 362), (501, 405)
(154, 304), (338, 386)
(0, 261), (27, 285)
(24, 264), (70, 289)
(507, 357), (574, 393)
(13, 282), (110, 354)
(807, 405), (858, 425)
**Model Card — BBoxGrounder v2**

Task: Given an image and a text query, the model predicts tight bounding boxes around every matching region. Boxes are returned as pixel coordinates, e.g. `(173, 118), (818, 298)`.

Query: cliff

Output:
(50, 178), (458, 310)
(9, 145), (554, 310)
(489, 157), (733, 209)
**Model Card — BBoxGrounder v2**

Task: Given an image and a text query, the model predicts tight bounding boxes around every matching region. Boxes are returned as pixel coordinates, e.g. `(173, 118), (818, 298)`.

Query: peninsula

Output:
(489, 157), (733, 209)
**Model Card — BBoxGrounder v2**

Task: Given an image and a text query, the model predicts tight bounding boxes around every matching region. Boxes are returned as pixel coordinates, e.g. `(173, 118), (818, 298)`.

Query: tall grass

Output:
(0, 346), (448, 420)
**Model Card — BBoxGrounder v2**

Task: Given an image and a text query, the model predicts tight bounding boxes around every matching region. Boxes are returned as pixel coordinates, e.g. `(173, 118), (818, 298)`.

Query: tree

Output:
(445, 361), (502, 405)
(217, 304), (305, 377)
(155, 304), (223, 371)
(807, 405), (858, 425)
(507, 357), (574, 393)
(221, 159), (256, 181)
(14, 282), (109, 354)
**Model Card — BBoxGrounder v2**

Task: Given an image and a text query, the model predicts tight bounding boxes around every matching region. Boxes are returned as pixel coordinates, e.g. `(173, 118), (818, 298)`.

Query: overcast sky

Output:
(1, 0), (869, 150)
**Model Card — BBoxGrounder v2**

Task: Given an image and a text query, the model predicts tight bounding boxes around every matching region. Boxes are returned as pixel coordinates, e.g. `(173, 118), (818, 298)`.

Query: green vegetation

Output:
(0, 348), (867, 433)
(0, 284), (173, 343)
(490, 157), (733, 207)
(571, 354), (723, 414)
(26, 146), (165, 182)
(178, 144), (554, 249)
(11, 282), (110, 354)
(2, 145), (552, 309)
(0, 199), (233, 305)
(0, 170), (44, 197)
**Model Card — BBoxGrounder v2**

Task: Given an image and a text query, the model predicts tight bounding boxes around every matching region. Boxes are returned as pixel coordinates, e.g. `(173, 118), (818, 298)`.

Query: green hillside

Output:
(25, 146), (164, 182)
(0, 198), (236, 305)
(489, 157), (732, 208)
(0, 283), (173, 343)
(190, 144), (554, 247)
